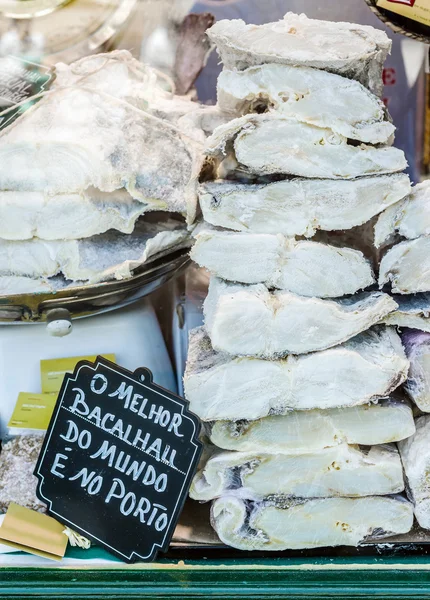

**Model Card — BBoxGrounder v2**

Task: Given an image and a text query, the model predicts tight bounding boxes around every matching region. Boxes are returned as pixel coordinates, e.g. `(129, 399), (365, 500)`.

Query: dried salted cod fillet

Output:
(217, 65), (394, 144)
(184, 326), (409, 420)
(398, 415), (430, 529)
(199, 175), (410, 237)
(382, 294), (430, 332)
(379, 237), (430, 294)
(375, 181), (430, 248)
(0, 276), (53, 295)
(210, 400), (415, 452)
(53, 51), (187, 113)
(206, 114), (406, 180)
(54, 50), (207, 129)
(0, 189), (148, 241)
(204, 278), (398, 357)
(0, 436), (46, 513)
(190, 445), (404, 502)
(0, 275), (72, 296)
(0, 217), (190, 284)
(402, 330), (430, 412)
(191, 228), (374, 297)
(211, 495), (413, 551)
(207, 13), (391, 96)
(0, 51), (204, 222)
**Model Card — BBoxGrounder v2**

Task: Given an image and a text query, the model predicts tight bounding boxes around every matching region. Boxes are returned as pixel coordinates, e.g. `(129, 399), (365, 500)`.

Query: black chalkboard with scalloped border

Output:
(34, 356), (202, 563)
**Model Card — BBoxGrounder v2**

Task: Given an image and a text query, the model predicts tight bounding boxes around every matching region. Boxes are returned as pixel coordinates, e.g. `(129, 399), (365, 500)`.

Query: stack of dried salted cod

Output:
(377, 182), (430, 414)
(184, 13), (416, 551)
(376, 181), (430, 529)
(0, 50), (206, 295)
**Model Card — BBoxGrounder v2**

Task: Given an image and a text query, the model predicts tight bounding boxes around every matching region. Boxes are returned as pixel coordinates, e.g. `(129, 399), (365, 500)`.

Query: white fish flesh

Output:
(217, 64), (394, 144)
(204, 278), (398, 357)
(209, 399), (415, 453)
(207, 13), (391, 96)
(375, 181), (430, 248)
(207, 114), (406, 179)
(402, 330), (430, 412)
(199, 175), (410, 237)
(190, 444), (404, 502)
(0, 189), (147, 241)
(192, 228), (374, 297)
(184, 326), (409, 420)
(0, 51), (204, 222)
(0, 217), (190, 284)
(379, 237), (430, 294)
(382, 294), (430, 332)
(211, 495), (413, 550)
(0, 276), (54, 295)
(398, 415), (430, 529)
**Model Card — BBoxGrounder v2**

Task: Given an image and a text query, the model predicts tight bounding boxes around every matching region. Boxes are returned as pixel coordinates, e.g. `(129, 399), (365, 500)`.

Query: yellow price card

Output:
(40, 354), (116, 394)
(8, 392), (57, 431)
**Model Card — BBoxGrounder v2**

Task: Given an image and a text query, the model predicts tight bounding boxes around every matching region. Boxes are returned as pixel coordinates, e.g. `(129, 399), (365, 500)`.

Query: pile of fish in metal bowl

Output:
(0, 50), (208, 323)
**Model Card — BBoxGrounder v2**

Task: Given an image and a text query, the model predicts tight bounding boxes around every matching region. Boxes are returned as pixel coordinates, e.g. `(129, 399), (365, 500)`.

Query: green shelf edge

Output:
(2, 556), (430, 599)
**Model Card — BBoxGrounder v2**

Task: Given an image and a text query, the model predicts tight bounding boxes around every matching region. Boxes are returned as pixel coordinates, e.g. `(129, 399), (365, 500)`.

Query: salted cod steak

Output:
(0, 107), (232, 241)
(191, 228), (374, 297)
(211, 495), (413, 551)
(207, 114), (406, 180)
(0, 51), (204, 224)
(382, 294), (430, 332)
(402, 330), (430, 413)
(0, 189), (148, 241)
(207, 13), (391, 96)
(0, 276), (54, 295)
(209, 399), (415, 453)
(0, 217), (190, 285)
(204, 278), (398, 357)
(217, 64), (394, 144)
(190, 444), (404, 502)
(198, 175), (410, 237)
(379, 237), (430, 294)
(398, 415), (430, 529)
(184, 327), (408, 420)
(375, 181), (430, 248)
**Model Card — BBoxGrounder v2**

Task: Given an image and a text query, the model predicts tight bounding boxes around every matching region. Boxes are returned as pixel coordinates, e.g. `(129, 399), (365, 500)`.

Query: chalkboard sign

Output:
(34, 357), (202, 563)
